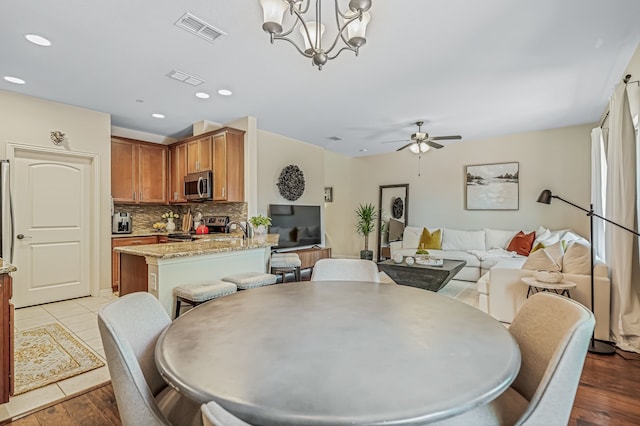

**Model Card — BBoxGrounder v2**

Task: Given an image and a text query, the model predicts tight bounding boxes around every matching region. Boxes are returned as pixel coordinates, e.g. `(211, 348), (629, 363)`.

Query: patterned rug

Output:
(13, 323), (104, 395)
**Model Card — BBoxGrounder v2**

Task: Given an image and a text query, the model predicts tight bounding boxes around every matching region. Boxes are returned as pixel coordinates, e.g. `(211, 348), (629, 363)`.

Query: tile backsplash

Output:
(114, 202), (248, 233)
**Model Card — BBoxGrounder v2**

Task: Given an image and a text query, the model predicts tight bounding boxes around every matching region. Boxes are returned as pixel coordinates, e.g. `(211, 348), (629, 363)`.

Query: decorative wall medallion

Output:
(392, 197), (404, 219)
(277, 165), (305, 201)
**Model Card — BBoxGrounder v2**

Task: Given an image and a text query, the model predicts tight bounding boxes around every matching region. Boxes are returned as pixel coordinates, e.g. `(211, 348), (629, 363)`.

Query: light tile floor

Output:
(0, 294), (118, 422)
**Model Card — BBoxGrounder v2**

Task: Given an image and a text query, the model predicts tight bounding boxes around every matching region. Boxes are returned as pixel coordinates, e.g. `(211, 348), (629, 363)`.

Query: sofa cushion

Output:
(419, 228), (442, 250)
(506, 231), (535, 256)
(484, 229), (518, 250)
(402, 226), (423, 249)
(563, 240), (591, 274)
(522, 249), (561, 271)
(442, 229), (485, 251)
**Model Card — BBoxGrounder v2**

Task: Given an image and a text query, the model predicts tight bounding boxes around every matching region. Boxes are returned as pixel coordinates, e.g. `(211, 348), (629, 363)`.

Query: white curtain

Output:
(591, 127), (606, 261)
(605, 82), (640, 352)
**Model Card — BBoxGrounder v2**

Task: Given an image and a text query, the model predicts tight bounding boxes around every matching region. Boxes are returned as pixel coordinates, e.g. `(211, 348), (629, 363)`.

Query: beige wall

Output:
(325, 124), (594, 258)
(0, 89), (112, 292)
(256, 129), (325, 243)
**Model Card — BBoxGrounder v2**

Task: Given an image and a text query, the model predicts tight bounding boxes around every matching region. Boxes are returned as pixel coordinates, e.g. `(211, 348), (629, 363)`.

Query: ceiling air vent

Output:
(174, 12), (226, 43)
(167, 69), (204, 86)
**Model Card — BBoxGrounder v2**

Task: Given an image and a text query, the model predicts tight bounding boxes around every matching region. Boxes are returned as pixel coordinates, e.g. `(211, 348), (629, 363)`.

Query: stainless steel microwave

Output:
(184, 171), (213, 201)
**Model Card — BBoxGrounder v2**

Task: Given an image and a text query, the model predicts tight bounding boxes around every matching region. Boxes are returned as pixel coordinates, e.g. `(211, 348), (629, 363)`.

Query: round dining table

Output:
(155, 281), (521, 425)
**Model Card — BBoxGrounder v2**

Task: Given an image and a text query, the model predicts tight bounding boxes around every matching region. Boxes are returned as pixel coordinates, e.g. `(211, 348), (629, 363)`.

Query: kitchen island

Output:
(114, 235), (278, 316)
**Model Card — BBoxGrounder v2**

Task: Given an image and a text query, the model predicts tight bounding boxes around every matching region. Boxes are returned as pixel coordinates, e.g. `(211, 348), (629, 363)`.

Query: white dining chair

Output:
(432, 292), (595, 426)
(201, 401), (252, 426)
(310, 258), (380, 282)
(98, 292), (201, 426)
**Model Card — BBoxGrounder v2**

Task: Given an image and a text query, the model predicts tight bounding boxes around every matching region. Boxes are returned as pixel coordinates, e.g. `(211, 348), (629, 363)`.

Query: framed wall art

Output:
(465, 162), (519, 210)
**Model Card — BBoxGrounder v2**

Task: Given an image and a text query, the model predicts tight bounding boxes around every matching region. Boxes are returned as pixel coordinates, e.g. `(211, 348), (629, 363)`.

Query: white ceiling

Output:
(2, 0), (639, 157)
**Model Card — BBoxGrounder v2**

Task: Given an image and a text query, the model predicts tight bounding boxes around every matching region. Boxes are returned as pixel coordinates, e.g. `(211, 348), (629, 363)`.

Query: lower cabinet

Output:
(286, 247), (332, 270)
(112, 236), (167, 292)
(1, 274), (13, 403)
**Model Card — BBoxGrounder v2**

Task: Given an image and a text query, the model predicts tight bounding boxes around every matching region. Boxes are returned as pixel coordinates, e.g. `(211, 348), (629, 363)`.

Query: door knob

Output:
(17, 234), (32, 239)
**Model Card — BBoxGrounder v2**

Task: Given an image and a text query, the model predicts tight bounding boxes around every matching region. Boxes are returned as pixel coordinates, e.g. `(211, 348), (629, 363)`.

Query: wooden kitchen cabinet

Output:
(1, 274), (13, 403)
(212, 128), (245, 202)
(111, 137), (168, 204)
(186, 136), (212, 174)
(169, 142), (188, 203)
(111, 236), (159, 292)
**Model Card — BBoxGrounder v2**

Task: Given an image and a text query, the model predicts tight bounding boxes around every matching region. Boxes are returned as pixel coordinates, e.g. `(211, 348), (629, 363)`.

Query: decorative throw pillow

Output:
(402, 226), (422, 249)
(563, 241), (591, 274)
(506, 231), (536, 256)
(544, 241), (565, 269)
(522, 249), (561, 271)
(418, 228), (442, 250)
(442, 229), (486, 251)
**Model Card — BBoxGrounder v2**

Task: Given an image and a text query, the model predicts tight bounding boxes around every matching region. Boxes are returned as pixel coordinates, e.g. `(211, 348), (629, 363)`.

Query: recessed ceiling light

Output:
(152, 113), (165, 119)
(4, 76), (25, 85)
(218, 89), (232, 96)
(360, 148), (368, 152)
(195, 92), (210, 99)
(25, 34), (51, 46)
(136, 99), (144, 103)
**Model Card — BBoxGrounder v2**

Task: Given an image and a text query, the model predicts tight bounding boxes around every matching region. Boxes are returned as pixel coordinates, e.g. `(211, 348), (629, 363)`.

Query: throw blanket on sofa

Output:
(467, 248), (521, 261)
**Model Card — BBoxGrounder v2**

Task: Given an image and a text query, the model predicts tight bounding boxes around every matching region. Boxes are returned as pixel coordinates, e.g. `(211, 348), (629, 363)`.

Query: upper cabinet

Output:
(111, 137), (168, 204)
(169, 127), (244, 203)
(212, 129), (244, 202)
(187, 136), (212, 174)
(169, 143), (188, 203)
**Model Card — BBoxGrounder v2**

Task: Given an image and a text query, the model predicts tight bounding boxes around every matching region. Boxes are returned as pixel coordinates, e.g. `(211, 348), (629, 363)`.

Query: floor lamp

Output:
(537, 189), (640, 355)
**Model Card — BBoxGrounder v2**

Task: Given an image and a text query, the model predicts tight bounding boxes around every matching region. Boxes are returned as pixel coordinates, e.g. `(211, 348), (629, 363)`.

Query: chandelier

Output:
(409, 142), (430, 154)
(258, 0), (372, 70)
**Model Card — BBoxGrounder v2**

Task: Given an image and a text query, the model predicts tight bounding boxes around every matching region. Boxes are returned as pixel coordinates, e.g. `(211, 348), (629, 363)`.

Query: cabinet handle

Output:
(139, 191), (142, 201)
(133, 192), (136, 201)
(222, 187), (225, 198)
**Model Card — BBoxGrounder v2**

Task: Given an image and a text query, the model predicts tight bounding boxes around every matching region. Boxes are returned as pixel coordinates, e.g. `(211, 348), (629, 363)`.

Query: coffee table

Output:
(378, 259), (466, 291)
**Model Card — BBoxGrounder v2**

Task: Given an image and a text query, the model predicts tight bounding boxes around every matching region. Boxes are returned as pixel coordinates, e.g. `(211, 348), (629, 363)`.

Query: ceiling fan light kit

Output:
(258, 0), (372, 70)
(393, 121), (462, 154)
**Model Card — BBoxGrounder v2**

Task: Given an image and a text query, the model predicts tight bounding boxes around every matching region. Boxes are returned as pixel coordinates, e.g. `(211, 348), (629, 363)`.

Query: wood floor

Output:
(3, 351), (640, 425)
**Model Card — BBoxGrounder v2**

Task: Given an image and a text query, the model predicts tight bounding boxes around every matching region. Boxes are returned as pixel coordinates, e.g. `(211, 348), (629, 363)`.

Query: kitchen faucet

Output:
(226, 221), (248, 239)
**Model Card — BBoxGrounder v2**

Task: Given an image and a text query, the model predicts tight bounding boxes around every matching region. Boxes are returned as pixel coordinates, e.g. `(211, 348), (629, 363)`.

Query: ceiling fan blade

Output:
(381, 139), (410, 144)
(396, 143), (414, 152)
(425, 140), (444, 149)
(429, 135), (462, 141)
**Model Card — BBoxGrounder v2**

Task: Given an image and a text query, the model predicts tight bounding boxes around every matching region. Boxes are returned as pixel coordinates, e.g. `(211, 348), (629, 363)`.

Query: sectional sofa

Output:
(389, 226), (611, 341)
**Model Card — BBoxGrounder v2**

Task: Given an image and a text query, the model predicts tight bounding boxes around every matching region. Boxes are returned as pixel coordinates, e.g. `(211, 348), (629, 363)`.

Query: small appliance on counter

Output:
(112, 212), (132, 234)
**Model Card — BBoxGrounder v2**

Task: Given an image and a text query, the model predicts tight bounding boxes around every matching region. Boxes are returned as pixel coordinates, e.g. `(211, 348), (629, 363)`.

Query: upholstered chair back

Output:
(311, 258), (380, 282)
(98, 292), (172, 426)
(510, 292), (594, 425)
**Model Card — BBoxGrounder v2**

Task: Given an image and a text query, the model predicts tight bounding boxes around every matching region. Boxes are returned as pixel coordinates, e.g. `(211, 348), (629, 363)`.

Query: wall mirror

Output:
(377, 184), (409, 262)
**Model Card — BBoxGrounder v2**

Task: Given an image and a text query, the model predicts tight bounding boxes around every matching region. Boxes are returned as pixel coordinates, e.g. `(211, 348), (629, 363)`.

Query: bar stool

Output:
(221, 272), (277, 290)
(271, 253), (302, 283)
(173, 280), (237, 319)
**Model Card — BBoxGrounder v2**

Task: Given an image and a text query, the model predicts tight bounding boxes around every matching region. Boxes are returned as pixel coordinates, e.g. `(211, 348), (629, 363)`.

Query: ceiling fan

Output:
(385, 121), (462, 153)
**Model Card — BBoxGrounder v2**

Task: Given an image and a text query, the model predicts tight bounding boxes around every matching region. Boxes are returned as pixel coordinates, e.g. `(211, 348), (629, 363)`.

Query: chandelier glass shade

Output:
(259, 0), (372, 70)
(409, 142), (430, 154)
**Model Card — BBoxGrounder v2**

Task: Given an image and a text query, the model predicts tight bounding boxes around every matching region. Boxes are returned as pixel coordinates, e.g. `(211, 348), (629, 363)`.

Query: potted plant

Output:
(249, 215), (271, 236)
(355, 203), (378, 260)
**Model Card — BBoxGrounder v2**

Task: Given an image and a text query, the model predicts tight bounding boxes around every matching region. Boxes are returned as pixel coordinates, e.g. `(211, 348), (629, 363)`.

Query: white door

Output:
(12, 150), (92, 308)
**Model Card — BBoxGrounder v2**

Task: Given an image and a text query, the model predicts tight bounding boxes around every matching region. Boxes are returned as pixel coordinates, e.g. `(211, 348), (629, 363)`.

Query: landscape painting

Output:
(465, 162), (519, 210)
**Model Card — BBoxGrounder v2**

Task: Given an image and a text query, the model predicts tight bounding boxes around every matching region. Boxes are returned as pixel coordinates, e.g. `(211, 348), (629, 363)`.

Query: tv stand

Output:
(286, 247), (331, 270)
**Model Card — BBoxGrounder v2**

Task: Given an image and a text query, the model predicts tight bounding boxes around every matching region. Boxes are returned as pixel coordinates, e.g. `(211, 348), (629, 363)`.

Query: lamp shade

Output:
(408, 143), (420, 154)
(419, 142), (430, 153)
(300, 21), (325, 52)
(536, 189), (553, 204)
(260, 0), (288, 29)
(346, 11), (370, 47)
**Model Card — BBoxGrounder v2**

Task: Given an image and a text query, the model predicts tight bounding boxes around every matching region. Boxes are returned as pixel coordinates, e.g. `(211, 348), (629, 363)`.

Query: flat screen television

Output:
(269, 204), (321, 249)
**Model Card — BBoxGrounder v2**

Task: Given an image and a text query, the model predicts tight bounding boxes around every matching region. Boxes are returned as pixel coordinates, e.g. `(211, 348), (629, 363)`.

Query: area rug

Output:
(13, 323), (104, 395)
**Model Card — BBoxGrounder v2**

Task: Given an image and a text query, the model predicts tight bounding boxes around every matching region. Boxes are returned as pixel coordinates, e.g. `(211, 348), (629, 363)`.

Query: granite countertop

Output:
(0, 259), (17, 274)
(114, 234), (279, 259)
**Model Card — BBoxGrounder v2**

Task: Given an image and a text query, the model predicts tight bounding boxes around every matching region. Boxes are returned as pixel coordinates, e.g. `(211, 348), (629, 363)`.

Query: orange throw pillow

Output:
(507, 231), (536, 256)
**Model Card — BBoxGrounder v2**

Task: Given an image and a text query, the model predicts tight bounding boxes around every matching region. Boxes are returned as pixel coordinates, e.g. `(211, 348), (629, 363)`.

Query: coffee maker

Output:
(112, 212), (132, 234)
